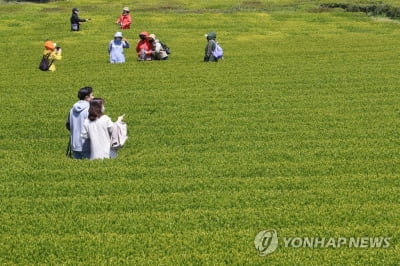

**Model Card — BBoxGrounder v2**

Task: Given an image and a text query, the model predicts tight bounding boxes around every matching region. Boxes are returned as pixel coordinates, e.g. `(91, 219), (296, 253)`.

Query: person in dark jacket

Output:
(70, 8), (90, 31)
(204, 31), (218, 62)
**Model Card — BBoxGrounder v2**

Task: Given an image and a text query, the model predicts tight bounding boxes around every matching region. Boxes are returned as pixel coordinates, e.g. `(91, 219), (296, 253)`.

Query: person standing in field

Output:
(70, 7), (90, 31)
(204, 31), (218, 62)
(116, 7), (132, 30)
(66, 87), (94, 159)
(81, 98), (125, 160)
(148, 34), (169, 60)
(136, 32), (152, 61)
(108, 31), (130, 63)
(42, 40), (62, 72)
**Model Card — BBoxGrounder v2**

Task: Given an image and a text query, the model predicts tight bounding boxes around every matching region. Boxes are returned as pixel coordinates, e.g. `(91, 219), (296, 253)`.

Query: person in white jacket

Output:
(81, 98), (124, 159)
(148, 34), (168, 60)
(108, 31), (130, 63)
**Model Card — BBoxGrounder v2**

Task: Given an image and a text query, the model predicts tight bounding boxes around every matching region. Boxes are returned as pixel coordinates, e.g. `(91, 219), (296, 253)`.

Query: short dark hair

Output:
(88, 98), (104, 121)
(77, 86), (93, 100)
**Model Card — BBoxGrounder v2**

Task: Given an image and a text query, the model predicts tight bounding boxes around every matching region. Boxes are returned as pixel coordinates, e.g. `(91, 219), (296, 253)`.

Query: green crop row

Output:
(1, 0), (400, 264)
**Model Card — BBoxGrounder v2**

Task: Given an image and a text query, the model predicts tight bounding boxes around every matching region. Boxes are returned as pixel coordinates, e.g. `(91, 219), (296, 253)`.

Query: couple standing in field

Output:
(66, 87), (126, 160)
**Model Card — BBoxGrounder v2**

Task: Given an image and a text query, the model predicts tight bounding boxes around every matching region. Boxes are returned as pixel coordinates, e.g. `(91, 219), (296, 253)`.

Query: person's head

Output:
(88, 98), (104, 121)
(44, 40), (56, 51)
(114, 31), (123, 40)
(139, 32), (149, 41)
(77, 86), (93, 101)
(148, 34), (156, 42)
(205, 31), (217, 41)
(122, 7), (130, 14)
(72, 7), (79, 14)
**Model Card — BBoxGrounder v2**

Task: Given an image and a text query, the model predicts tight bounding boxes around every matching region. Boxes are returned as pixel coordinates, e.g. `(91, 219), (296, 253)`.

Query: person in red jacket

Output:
(116, 7), (132, 30)
(135, 32), (152, 61)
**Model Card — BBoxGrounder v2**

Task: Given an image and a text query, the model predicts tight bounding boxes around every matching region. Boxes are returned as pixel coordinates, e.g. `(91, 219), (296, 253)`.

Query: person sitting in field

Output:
(42, 40), (62, 72)
(116, 7), (132, 30)
(108, 32), (130, 63)
(81, 98), (125, 160)
(70, 7), (90, 31)
(148, 34), (169, 61)
(136, 32), (152, 61)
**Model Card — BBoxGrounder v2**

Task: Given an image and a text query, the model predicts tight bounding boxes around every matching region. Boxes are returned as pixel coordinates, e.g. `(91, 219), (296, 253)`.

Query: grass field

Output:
(1, 0), (400, 264)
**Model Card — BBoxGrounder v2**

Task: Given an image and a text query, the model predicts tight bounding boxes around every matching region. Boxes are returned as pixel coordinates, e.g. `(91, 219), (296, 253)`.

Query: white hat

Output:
(114, 32), (123, 38)
(123, 7), (130, 12)
(149, 34), (156, 40)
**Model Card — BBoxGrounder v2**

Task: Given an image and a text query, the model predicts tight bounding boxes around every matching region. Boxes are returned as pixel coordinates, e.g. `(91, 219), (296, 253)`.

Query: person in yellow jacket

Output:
(42, 40), (62, 72)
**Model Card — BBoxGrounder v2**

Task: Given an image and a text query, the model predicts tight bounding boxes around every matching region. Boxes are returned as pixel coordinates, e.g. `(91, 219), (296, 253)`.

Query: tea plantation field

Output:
(1, 0), (400, 264)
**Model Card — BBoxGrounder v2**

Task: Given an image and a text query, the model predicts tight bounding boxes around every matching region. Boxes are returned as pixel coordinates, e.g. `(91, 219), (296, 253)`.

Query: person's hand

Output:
(117, 114), (125, 122)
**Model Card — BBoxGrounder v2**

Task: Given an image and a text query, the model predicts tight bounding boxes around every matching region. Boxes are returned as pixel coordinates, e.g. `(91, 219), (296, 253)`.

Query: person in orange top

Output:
(116, 7), (132, 30)
(42, 40), (62, 72)
(135, 32), (152, 61)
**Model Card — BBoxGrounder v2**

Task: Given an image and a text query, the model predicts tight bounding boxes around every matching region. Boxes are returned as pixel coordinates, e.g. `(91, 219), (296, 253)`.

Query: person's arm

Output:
(146, 42), (153, 55)
(72, 14), (87, 23)
(136, 41), (140, 53)
(125, 14), (132, 26)
(78, 16), (89, 23)
(49, 49), (62, 61)
(117, 114), (125, 123)
(106, 115), (123, 135)
(155, 42), (162, 53)
(116, 15), (122, 24)
(123, 40), (130, 49)
(204, 40), (215, 61)
(66, 112), (71, 131)
(206, 40), (215, 57)
(108, 41), (112, 53)
(81, 120), (89, 139)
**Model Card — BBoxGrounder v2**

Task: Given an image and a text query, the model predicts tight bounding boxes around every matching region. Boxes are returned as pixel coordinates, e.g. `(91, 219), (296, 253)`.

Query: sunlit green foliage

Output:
(1, 0), (399, 264)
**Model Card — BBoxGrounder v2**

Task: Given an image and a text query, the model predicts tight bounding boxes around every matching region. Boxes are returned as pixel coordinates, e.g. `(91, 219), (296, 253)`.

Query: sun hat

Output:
(114, 32), (123, 38)
(123, 7), (130, 12)
(148, 34), (156, 40)
(44, 40), (55, 51)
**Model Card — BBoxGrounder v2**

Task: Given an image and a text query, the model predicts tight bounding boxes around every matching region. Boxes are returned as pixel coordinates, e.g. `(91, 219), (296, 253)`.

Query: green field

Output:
(1, 0), (400, 264)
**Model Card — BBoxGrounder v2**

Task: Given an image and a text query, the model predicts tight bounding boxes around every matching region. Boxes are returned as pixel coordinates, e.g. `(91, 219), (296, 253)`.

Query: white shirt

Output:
(82, 115), (116, 159)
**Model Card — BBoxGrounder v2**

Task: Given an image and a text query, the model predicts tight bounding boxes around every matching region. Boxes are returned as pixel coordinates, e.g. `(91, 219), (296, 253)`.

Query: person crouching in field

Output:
(42, 40), (62, 72)
(204, 31), (218, 62)
(136, 32), (152, 61)
(116, 7), (132, 30)
(108, 32), (130, 63)
(81, 98), (125, 160)
(148, 34), (169, 60)
(66, 87), (94, 159)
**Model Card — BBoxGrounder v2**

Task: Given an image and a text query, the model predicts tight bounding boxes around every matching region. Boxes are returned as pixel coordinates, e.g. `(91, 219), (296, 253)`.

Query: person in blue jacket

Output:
(108, 32), (130, 63)
(66, 87), (94, 159)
